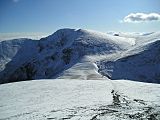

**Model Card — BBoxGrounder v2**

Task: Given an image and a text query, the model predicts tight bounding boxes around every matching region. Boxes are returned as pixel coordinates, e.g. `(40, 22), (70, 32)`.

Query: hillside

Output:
(97, 39), (160, 83)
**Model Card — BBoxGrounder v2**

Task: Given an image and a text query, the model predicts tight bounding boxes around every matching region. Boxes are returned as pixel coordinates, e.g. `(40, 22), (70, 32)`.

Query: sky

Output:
(0, 0), (160, 33)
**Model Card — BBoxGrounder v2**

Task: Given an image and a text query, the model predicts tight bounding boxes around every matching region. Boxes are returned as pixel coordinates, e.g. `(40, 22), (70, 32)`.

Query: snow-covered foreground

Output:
(0, 79), (160, 120)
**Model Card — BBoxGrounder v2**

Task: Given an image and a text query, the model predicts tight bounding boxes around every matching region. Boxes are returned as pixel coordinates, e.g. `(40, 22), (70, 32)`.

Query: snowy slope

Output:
(0, 38), (38, 72)
(57, 56), (105, 80)
(0, 79), (159, 120)
(97, 39), (160, 83)
(0, 39), (39, 83)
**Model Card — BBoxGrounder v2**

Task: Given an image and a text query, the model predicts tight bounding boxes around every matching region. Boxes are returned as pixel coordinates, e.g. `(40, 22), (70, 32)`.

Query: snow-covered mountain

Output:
(0, 28), (160, 84)
(0, 29), (132, 83)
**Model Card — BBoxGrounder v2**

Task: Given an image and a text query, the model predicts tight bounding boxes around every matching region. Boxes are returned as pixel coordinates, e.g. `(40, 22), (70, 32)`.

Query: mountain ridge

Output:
(0, 28), (160, 84)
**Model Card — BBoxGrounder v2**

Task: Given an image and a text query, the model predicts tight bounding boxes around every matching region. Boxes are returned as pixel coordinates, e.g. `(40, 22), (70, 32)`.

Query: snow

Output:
(0, 79), (159, 120)
(0, 79), (112, 120)
(57, 56), (105, 80)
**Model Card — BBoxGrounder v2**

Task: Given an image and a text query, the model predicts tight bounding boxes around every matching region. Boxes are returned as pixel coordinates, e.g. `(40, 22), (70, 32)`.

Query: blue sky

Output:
(0, 0), (160, 33)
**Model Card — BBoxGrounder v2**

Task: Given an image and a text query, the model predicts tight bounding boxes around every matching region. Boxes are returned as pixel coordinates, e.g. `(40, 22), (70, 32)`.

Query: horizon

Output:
(0, 0), (160, 33)
(0, 28), (159, 41)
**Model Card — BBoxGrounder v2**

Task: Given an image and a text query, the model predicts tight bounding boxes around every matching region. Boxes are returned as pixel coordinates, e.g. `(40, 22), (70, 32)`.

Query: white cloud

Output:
(123, 13), (160, 23)
(0, 33), (50, 41)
